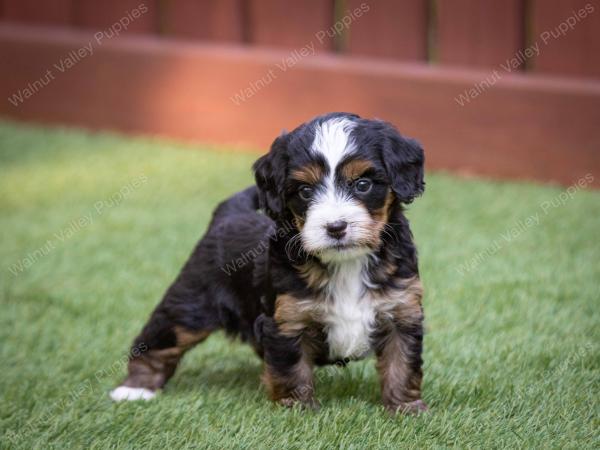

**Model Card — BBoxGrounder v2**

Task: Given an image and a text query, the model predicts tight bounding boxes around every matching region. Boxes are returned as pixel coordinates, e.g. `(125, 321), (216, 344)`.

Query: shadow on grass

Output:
(315, 363), (381, 408)
(169, 358), (263, 397)
(149, 334), (392, 410)
(168, 353), (386, 410)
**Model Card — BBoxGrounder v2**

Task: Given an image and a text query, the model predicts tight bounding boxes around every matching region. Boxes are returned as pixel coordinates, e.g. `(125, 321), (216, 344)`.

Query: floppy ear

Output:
(380, 125), (425, 204)
(253, 134), (288, 219)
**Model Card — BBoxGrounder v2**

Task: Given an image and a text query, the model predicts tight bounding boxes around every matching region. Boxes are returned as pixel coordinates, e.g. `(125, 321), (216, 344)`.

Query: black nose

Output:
(326, 220), (348, 239)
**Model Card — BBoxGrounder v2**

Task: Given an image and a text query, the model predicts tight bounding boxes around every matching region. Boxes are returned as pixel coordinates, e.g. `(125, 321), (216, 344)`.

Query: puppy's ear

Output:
(253, 134), (288, 219)
(381, 125), (425, 204)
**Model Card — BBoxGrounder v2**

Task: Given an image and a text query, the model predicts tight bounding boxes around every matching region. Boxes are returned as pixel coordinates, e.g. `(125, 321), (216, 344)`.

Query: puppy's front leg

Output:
(258, 315), (316, 408)
(374, 322), (428, 415)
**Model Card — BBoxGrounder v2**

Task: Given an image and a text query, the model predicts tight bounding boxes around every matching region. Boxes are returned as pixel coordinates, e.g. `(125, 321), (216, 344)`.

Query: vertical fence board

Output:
(437, 0), (525, 68)
(345, 0), (427, 61)
(72, 0), (158, 34)
(247, 0), (334, 51)
(531, 0), (600, 78)
(162, 0), (243, 42)
(2, 0), (71, 25)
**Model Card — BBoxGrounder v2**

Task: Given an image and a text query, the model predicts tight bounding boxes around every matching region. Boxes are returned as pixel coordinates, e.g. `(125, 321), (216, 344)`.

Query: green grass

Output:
(1, 120), (598, 449)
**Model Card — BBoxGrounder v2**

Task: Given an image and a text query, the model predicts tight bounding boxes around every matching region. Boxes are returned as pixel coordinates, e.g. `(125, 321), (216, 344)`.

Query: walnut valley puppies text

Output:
(454, 2), (595, 106)
(7, 3), (148, 107)
(229, 3), (370, 106)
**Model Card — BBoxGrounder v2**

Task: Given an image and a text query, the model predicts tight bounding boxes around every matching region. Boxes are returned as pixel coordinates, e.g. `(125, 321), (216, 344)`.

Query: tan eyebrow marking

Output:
(290, 163), (324, 184)
(340, 159), (374, 180)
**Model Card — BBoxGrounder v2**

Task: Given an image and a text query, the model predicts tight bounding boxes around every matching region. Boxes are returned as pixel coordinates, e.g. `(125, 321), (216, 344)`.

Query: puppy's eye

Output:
(298, 185), (314, 201)
(355, 178), (372, 193)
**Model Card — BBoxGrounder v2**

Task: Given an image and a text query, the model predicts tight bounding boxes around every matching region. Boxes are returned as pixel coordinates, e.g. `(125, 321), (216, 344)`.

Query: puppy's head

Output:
(254, 113), (424, 262)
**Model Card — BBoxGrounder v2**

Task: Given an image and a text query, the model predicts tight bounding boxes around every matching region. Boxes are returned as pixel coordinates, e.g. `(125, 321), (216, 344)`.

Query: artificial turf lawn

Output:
(1, 120), (598, 450)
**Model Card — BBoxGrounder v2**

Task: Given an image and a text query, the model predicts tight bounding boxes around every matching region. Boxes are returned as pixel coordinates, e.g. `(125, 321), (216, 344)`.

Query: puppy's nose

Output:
(326, 220), (347, 239)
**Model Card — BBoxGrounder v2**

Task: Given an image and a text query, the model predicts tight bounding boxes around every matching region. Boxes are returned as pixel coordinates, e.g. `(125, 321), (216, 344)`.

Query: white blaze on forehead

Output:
(310, 117), (356, 172)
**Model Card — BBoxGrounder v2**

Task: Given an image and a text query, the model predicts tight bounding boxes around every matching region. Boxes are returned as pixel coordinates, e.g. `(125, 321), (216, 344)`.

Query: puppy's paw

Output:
(387, 399), (428, 415)
(110, 386), (157, 402)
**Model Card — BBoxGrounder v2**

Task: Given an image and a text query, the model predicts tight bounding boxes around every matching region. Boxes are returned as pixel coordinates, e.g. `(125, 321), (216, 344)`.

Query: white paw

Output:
(110, 386), (157, 402)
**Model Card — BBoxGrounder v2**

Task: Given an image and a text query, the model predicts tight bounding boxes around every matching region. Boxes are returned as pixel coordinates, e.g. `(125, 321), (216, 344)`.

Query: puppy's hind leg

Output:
(110, 299), (215, 402)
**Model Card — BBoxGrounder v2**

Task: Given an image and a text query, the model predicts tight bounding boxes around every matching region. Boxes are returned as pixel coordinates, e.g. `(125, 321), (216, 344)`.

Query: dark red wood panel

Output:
(162, 0), (243, 42)
(345, 0), (428, 61)
(1, 24), (598, 187)
(437, 0), (525, 68)
(2, 0), (71, 25)
(247, 0), (334, 51)
(72, 0), (158, 34)
(531, 0), (600, 78)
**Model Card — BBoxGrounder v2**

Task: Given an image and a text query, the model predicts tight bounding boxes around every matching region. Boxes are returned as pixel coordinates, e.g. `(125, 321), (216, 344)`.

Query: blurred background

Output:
(0, 0), (598, 186)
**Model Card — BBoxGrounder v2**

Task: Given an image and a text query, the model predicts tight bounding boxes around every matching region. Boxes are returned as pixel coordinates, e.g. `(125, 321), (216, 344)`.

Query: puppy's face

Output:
(286, 121), (393, 262)
(254, 113), (424, 262)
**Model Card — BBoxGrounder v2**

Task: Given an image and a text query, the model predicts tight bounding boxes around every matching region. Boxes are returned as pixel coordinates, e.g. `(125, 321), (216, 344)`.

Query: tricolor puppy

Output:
(111, 112), (427, 414)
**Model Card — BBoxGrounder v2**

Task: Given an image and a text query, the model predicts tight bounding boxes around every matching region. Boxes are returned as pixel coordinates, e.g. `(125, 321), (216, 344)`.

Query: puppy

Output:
(110, 112), (427, 414)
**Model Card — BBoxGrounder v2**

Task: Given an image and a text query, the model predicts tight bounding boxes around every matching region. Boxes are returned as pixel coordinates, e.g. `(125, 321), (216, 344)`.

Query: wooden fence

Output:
(0, 0), (599, 185)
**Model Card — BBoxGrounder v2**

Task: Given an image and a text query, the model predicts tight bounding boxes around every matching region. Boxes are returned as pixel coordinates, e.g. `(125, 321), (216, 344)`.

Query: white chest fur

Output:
(320, 259), (375, 359)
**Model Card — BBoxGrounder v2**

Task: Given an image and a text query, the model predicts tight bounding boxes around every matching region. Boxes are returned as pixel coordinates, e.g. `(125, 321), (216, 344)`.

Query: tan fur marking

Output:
(372, 190), (394, 223)
(290, 164), (324, 185)
(376, 332), (423, 412)
(124, 349), (180, 390)
(295, 261), (329, 291)
(122, 327), (212, 390)
(340, 159), (374, 180)
(291, 211), (305, 230)
(174, 326), (210, 348)
(274, 294), (316, 337)
(364, 190), (394, 249)
(373, 277), (425, 413)
(373, 277), (423, 324)
(263, 351), (315, 406)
